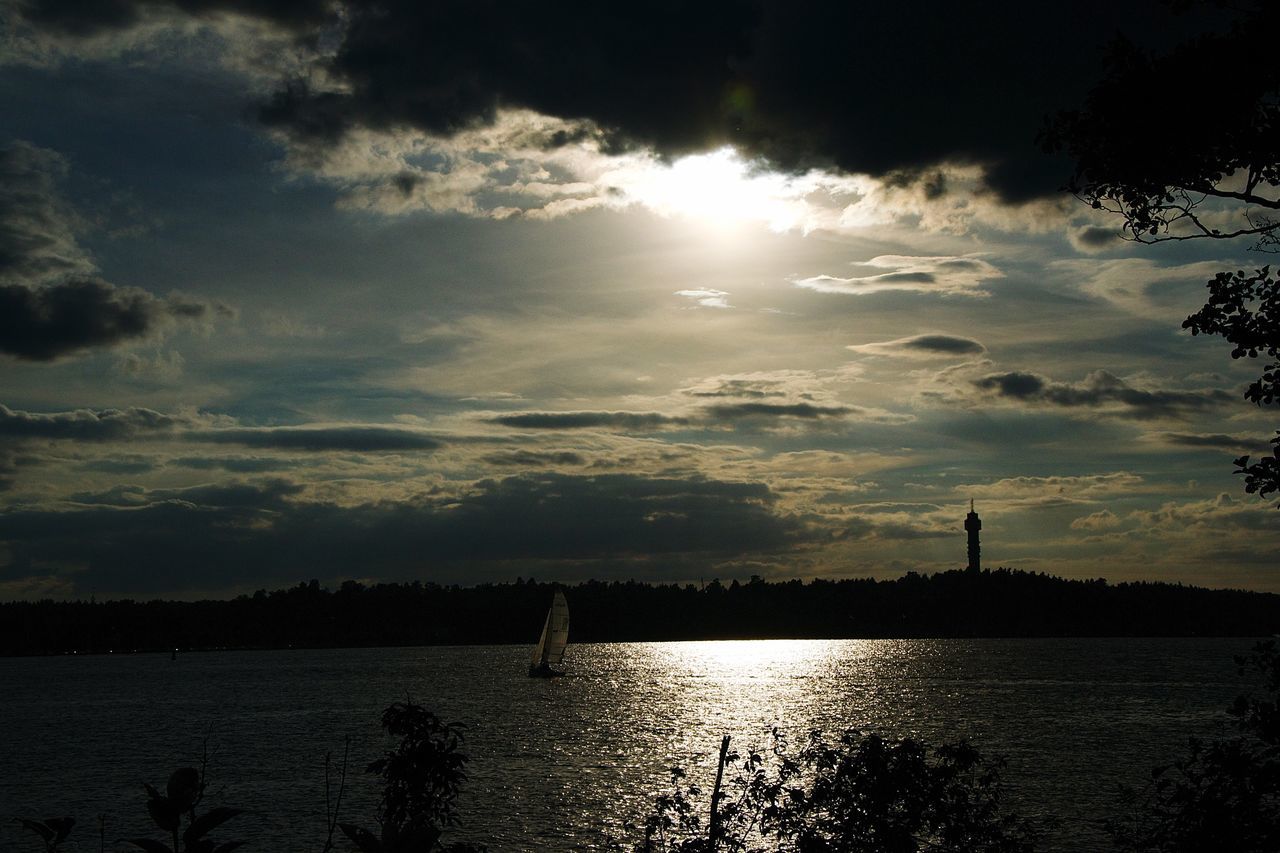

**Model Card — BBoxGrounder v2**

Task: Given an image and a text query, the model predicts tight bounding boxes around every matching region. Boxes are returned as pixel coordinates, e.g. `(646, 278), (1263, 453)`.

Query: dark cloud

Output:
(0, 277), (229, 361)
(0, 141), (90, 284)
(684, 379), (791, 399)
(850, 334), (986, 357)
(490, 412), (688, 430)
(0, 141), (234, 361)
(1156, 433), (1272, 454)
(900, 335), (985, 355)
(976, 371), (1045, 399)
(248, 0), (1221, 202)
(68, 478), (303, 507)
(703, 402), (851, 420)
(0, 402), (185, 441)
(974, 369), (1233, 419)
(0, 473), (808, 594)
(14, 3), (1231, 202)
(16, 0), (333, 36)
(76, 456), (159, 474)
(1071, 225), (1119, 250)
(171, 455), (301, 472)
(482, 449), (586, 467)
(189, 426), (443, 451)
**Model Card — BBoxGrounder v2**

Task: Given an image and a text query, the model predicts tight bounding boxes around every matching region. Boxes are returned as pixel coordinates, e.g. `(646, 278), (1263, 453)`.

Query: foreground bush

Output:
(1108, 641), (1280, 853)
(619, 729), (1041, 853)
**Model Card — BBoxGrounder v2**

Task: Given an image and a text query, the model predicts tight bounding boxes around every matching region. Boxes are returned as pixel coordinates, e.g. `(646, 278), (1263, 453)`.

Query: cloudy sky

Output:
(1, 0), (1277, 600)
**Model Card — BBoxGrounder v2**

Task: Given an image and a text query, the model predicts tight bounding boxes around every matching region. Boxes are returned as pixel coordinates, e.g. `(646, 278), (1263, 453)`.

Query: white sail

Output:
(530, 607), (551, 667)
(543, 590), (570, 666)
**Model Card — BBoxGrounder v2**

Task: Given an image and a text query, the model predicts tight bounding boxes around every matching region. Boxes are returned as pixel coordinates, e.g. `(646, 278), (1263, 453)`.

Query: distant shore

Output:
(4, 567), (1278, 657)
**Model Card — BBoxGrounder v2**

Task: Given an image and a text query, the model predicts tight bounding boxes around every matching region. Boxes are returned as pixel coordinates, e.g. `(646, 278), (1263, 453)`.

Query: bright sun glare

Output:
(608, 147), (826, 234)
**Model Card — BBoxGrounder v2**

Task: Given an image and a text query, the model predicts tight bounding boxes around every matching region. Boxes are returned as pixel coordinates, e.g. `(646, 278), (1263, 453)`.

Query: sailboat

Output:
(528, 589), (569, 677)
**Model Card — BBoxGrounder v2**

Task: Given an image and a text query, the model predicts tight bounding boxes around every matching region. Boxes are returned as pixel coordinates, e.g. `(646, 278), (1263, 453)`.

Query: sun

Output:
(606, 146), (824, 234)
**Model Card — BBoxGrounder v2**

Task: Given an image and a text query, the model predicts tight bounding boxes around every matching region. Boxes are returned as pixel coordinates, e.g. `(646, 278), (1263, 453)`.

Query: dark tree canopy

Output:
(1047, 1), (1280, 504)
(1043, 3), (1280, 246)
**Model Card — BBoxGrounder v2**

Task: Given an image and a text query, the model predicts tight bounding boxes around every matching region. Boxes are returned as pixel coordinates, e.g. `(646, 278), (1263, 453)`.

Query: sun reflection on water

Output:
(604, 639), (928, 772)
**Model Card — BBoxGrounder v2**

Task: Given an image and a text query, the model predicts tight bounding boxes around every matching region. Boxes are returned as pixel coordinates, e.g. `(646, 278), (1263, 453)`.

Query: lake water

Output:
(0, 638), (1257, 852)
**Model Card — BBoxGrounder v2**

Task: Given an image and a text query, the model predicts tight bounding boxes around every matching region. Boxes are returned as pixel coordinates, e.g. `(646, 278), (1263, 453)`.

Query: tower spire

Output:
(964, 500), (981, 573)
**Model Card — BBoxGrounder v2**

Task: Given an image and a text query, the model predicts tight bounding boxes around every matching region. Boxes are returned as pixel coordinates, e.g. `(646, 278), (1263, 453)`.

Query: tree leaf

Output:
(14, 819), (55, 843)
(339, 823), (384, 853)
(147, 797), (181, 833)
(123, 840), (174, 853)
(46, 817), (76, 844)
(183, 807), (241, 844)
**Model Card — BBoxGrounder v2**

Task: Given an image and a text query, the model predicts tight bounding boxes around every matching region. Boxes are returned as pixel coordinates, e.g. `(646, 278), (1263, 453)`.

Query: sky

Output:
(1, 0), (1277, 600)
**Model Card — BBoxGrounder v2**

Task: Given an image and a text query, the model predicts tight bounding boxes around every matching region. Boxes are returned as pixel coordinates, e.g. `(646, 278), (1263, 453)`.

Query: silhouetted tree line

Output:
(3, 568), (1278, 656)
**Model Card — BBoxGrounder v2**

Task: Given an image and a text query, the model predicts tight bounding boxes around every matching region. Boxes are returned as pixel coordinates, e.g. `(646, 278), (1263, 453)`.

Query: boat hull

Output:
(528, 664), (565, 678)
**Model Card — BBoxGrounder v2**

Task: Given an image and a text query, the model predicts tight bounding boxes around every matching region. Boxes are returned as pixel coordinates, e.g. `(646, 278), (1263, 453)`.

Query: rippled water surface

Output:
(0, 639), (1253, 852)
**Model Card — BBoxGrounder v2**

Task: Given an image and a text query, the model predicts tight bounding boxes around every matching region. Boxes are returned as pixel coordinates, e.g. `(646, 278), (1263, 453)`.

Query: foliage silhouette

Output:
(616, 729), (1041, 853)
(1042, 3), (1280, 247)
(124, 765), (243, 853)
(1107, 641), (1280, 852)
(13, 817), (75, 852)
(1183, 266), (1280, 502)
(338, 699), (484, 853)
(1043, 0), (1280, 502)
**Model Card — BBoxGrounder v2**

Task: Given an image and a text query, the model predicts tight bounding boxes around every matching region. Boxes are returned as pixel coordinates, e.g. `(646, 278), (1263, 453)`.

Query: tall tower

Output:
(964, 499), (981, 573)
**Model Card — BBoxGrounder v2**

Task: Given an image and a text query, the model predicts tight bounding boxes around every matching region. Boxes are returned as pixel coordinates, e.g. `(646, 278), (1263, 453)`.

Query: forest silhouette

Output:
(4, 568), (1278, 657)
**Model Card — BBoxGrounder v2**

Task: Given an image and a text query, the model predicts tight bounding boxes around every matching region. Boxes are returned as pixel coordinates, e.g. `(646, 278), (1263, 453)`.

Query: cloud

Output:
(0, 473), (809, 594)
(0, 403), (186, 441)
(489, 411), (689, 430)
(840, 516), (953, 542)
(972, 369), (1233, 420)
(488, 402), (908, 432)
(482, 449), (586, 467)
(702, 402), (852, 421)
(1150, 432), (1273, 454)
(12, 3), (1238, 230)
(0, 403), (441, 454)
(68, 478), (304, 507)
(0, 141), (93, 283)
(957, 473), (1149, 504)
(849, 334), (985, 358)
(792, 256), (1001, 297)
(675, 289), (732, 309)
(189, 426), (443, 452)
(1070, 509), (1121, 531)
(1068, 224), (1120, 252)
(0, 277), (230, 361)
(683, 377), (793, 399)
(228, 0), (1200, 204)
(15, 0), (332, 37)
(1051, 258), (1229, 321)
(171, 455), (301, 473)
(0, 141), (234, 360)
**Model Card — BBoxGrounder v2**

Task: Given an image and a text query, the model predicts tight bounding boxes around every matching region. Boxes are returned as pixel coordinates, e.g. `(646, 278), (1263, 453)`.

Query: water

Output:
(0, 638), (1254, 852)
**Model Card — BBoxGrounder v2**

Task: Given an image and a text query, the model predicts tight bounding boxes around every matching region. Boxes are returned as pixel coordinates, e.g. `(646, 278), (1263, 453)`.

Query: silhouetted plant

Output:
(125, 766), (243, 853)
(320, 735), (352, 853)
(338, 699), (484, 853)
(618, 728), (1041, 852)
(1184, 266), (1280, 503)
(1107, 641), (1280, 852)
(14, 817), (75, 852)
